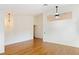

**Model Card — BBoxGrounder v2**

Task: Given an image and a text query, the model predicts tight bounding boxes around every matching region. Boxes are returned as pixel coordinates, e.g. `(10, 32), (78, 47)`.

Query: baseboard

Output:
(0, 53), (4, 55)
(44, 40), (79, 48)
(0, 50), (4, 55)
(34, 37), (43, 40)
(5, 39), (32, 46)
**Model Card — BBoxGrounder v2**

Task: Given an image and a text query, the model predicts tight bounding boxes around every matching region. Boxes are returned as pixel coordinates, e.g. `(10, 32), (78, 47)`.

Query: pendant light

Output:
(55, 6), (59, 19)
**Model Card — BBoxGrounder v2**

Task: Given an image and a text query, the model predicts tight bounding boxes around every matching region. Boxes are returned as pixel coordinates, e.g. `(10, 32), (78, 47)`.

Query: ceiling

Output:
(0, 4), (78, 16)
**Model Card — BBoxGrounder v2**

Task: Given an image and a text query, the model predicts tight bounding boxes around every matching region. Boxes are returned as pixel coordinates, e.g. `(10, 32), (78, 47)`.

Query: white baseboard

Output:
(44, 39), (79, 48)
(0, 48), (4, 53)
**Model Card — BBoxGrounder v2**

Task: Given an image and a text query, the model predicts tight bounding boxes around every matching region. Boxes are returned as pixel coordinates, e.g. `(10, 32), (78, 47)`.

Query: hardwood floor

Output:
(5, 38), (79, 55)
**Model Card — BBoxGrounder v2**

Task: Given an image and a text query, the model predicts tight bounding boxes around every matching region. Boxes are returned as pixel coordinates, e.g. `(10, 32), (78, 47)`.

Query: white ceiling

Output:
(0, 4), (78, 16)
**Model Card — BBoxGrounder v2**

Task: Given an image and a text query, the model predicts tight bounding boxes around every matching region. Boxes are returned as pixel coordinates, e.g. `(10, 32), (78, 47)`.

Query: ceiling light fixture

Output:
(55, 6), (60, 19)
(43, 4), (48, 7)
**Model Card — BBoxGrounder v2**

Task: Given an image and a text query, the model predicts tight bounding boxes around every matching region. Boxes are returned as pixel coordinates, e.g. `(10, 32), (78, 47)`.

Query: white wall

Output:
(34, 14), (43, 38)
(0, 12), (4, 53)
(73, 8), (79, 35)
(5, 15), (33, 45)
(43, 7), (79, 48)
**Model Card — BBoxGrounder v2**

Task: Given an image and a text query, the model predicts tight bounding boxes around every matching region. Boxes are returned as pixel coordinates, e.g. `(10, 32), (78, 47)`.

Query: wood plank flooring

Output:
(5, 38), (79, 55)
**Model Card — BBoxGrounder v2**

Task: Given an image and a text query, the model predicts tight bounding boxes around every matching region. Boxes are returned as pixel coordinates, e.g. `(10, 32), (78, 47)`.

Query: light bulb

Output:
(55, 16), (59, 20)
